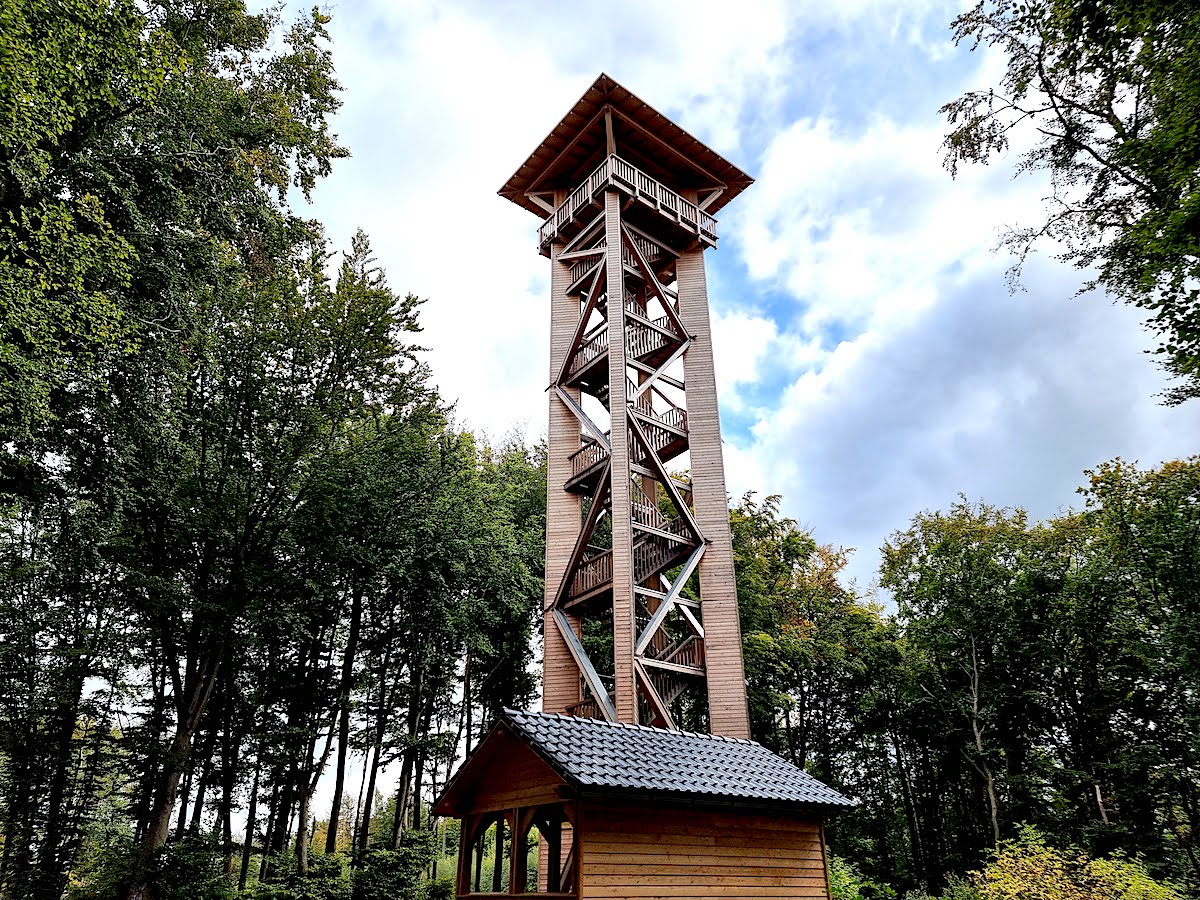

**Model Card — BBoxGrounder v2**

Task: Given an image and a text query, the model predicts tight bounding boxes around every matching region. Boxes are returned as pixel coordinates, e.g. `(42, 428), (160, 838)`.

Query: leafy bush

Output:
(65, 814), (137, 900)
(352, 831), (437, 900)
(829, 853), (897, 900)
(903, 828), (1182, 900)
(153, 835), (237, 900)
(423, 875), (455, 900)
(975, 828), (1183, 900)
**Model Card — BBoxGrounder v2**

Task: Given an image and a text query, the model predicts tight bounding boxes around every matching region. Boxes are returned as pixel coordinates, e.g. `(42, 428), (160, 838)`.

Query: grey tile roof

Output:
(502, 709), (856, 811)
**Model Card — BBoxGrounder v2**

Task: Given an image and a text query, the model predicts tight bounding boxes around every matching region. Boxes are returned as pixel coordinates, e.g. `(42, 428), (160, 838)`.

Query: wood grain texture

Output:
(676, 248), (752, 739)
(580, 798), (830, 900)
(544, 196), (584, 714)
(605, 190), (637, 724)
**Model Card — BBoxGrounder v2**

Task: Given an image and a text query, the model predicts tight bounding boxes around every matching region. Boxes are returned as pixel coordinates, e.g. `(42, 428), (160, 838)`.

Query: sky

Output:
(289, 0), (1200, 593)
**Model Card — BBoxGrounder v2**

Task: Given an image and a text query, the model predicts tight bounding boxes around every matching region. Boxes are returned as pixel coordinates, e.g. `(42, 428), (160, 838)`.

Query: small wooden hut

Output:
(432, 709), (854, 900)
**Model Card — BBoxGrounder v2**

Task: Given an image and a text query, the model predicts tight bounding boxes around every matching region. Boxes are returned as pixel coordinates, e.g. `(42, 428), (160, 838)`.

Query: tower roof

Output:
(499, 73), (754, 218)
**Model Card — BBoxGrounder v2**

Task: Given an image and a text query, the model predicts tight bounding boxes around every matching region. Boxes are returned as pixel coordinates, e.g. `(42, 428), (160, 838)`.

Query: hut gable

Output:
(435, 720), (571, 816)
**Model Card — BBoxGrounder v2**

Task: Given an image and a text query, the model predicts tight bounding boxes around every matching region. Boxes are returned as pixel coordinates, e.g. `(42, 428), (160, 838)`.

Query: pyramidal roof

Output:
(499, 73), (754, 218)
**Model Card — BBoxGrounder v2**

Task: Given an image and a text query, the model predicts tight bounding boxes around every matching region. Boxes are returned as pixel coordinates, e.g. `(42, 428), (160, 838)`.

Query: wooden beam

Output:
(635, 544), (704, 655)
(555, 247), (605, 263)
(553, 463), (611, 608)
(698, 187), (725, 211)
(640, 655), (706, 677)
(629, 346), (689, 400)
(611, 107), (726, 190)
(554, 609), (617, 721)
(527, 106), (607, 195)
(527, 193), (556, 214)
(456, 814), (473, 897)
(621, 224), (687, 339)
(552, 386), (610, 449)
(635, 660), (677, 729)
(628, 414), (704, 542)
(562, 212), (605, 254)
(605, 106), (616, 155)
(554, 259), (606, 388)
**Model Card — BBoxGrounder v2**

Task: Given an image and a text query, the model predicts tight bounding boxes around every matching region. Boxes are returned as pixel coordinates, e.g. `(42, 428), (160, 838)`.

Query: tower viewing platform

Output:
(500, 74), (752, 256)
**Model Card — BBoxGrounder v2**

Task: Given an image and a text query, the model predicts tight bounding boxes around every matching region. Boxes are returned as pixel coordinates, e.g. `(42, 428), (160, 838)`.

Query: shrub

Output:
(829, 853), (897, 900)
(976, 827), (1183, 900)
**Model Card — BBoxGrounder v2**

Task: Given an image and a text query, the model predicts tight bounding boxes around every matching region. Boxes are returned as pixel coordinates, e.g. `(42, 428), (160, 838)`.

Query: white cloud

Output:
(291, 0), (1200, 593)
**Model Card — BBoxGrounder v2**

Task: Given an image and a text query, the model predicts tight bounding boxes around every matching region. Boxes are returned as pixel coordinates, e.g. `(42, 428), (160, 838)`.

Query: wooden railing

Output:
(656, 406), (687, 432)
(539, 155), (718, 249)
(627, 316), (677, 362)
(568, 327), (608, 377)
(610, 156), (718, 242)
(568, 440), (608, 478)
(571, 549), (613, 597)
(570, 257), (599, 284)
(664, 635), (705, 670)
(633, 533), (689, 583)
(567, 234), (667, 286)
(540, 157), (613, 249)
(565, 697), (603, 720)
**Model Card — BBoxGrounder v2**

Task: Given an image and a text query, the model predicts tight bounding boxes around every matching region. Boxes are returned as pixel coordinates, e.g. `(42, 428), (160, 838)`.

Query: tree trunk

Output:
(258, 778), (280, 883)
(326, 587), (361, 854)
(30, 665), (87, 899)
(127, 649), (223, 900)
(238, 764), (260, 892)
(391, 659), (427, 847)
(464, 649), (473, 757)
(220, 726), (240, 873)
(968, 637), (1001, 845)
(491, 821), (504, 891)
(127, 728), (195, 900)
(175, 759), (195, 837)
(188, 728), (218, 834)
(356, 740), (383, 853)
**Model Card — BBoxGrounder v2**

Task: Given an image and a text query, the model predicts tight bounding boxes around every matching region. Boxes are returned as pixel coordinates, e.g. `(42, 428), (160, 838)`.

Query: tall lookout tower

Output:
(434, 76), (853, 900)
(502, 73), (755, 735)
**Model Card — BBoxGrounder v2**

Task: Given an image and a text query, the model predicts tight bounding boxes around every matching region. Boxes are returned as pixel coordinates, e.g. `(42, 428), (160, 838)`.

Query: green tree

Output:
(942, 0), (1200, 401)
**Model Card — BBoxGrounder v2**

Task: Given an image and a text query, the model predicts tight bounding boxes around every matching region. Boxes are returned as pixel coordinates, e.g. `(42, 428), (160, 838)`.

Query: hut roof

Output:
(434, 709), (855, 816)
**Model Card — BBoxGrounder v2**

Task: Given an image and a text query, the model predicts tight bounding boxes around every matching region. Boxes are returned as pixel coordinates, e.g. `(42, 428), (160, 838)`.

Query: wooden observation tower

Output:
(434, 76), (853, 900)
(500, 74), (755, 736)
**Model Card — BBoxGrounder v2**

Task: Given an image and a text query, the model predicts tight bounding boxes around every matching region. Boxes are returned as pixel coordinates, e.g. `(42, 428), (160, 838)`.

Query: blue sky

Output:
(289, 0), (1200, 591)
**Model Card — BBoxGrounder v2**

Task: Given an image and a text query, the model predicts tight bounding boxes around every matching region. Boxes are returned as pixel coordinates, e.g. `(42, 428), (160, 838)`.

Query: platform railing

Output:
(570, 549), (613, 598)
(568, 439), (608, 478)
(539, 155), (718, 249)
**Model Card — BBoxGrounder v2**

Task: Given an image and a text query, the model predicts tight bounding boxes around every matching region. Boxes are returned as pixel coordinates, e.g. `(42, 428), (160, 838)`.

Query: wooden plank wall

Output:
(675, 247), (752, 739)
(580, 799), (830, 899)
(544, 188), (584, 715)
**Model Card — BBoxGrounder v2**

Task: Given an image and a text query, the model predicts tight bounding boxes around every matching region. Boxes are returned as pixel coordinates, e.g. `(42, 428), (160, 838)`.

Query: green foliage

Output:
(153, 835), (237, 900)
(247, 853), (351, 900)
(744, 459), (1200, 896)
(352, 832), (437, 900)
(942, 0), (1200, 401)
(829, 853), (897, 900)
(975, 827), (1183, 900)
(422, 876), (455, 900)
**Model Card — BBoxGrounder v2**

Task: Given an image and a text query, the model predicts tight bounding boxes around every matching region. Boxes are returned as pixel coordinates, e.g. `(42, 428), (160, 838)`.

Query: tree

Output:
(942, 0), (1200, 401)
